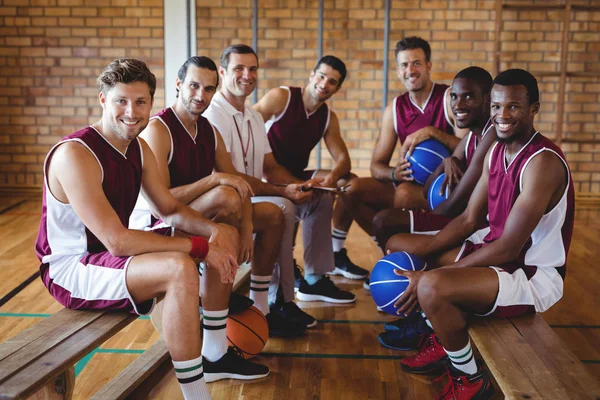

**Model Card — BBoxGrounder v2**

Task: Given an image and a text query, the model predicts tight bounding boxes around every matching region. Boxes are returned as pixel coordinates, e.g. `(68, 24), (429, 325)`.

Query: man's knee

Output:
(345, 176), (369, 198)
(417, 271), (449, 310)
(257, 201), (284, 230)
(373, 209), (411, 250)
(165, 253), (200, 291)
(212, 186), (243, 223)
(393, 182), (424, 209)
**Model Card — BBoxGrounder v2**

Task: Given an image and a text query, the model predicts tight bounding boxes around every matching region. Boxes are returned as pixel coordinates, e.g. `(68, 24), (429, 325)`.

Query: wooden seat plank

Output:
(89, 339), (169, 400)
(511, 314), (600, 400)
(0, 309), (105, 364)
(0, 312), (136, 400)
(469, 318), (544, 399)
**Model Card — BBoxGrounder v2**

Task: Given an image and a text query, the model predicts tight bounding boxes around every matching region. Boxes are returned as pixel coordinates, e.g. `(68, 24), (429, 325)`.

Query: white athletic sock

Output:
(201, 309), (228, 362)
(173, 356), (212, 400)
(421, 311), (433, 329)
(332, 228), (348, 252)
(371, 235), (379, 247)
(250, 274), (271, 315)
(445, 341), (478, 375)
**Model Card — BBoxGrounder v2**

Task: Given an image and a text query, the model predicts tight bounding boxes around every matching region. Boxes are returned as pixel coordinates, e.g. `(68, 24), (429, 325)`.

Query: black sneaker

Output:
(331, 248), (369, 279)
(296, 276), (356, 304)
(229, 292), (254, 315)
(278, 301), (317, 328)
(363, 278), (370, 291)
(266, 308), (306, 337)
(203, 346), (270, 383)
(378, 313), (433, 351)
(293, 259), (304, 293)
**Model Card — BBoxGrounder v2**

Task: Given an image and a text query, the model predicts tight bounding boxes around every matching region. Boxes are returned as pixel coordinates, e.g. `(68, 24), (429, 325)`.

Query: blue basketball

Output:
(428, 173), (449, 210)
(407, 139), (450, 185)
(369, 252), (427, 315)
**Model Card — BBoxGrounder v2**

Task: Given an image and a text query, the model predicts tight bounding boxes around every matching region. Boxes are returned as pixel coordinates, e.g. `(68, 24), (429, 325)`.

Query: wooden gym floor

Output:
(0, 191), (598, 399)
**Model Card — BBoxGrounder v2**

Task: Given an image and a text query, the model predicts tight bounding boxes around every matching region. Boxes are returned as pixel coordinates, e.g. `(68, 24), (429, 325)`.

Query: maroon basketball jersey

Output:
(266, 86), (329, 177)
(394, 83), (454, 144)
(465, 119), (493, 168)
(36, 126), (143, 261)
(152, 107), (216, 188)
(484, 132), (574, 278)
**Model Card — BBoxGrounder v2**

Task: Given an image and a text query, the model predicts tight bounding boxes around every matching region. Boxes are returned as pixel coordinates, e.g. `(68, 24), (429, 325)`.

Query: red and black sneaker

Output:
(434, 362), (495, 400)
(400, 333), (448, 374)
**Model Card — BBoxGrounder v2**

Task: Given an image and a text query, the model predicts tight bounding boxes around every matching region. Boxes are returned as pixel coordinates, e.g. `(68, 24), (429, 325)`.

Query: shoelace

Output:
(434, 368), (463, 400)
(416, 332), (434, 351)
(229, 345), (246, 360)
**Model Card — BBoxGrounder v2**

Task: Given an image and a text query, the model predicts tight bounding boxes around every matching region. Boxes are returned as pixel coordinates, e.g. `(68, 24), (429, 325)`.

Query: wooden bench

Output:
(469, 313), (600, 400)
(0, 264), (251, 400)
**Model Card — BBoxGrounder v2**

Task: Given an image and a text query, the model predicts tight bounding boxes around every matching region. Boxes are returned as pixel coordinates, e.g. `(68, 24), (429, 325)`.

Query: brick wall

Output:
(194, 0), (600, 192)
(0, 0), (164, 188)
(1, 0), (599, 192)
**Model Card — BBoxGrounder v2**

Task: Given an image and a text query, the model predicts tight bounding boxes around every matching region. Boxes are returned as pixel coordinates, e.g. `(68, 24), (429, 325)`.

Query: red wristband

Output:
(189, 236), (209, 259)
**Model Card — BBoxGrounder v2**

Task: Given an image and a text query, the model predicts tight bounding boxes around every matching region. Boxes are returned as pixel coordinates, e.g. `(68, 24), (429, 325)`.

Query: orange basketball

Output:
(226, 305), (269, 359)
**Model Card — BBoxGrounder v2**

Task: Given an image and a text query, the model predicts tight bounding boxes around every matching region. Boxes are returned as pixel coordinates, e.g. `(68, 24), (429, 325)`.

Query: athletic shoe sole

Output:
(296, 292), (356, 304)
(377, 333), (419, 351)
(204, 370), (270, 383)
(306, 319), (318, 328)
(330, 267), (369, 280)
(399, 358), (447, 375)
(363, 281), (370, 291)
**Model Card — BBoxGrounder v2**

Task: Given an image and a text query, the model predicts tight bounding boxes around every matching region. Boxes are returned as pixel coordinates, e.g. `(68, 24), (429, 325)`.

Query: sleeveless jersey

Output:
(393, 83), (454, 144)
(266, 86), (330, 176)
(484, 132), (574, 279)
(152, 107), (216, 187)
(464, 119), (493, 168)
(35, 126), (143, 266)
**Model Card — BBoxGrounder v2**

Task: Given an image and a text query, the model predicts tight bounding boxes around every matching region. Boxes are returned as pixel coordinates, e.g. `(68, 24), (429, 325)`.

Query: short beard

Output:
(183, 98), (204, 116)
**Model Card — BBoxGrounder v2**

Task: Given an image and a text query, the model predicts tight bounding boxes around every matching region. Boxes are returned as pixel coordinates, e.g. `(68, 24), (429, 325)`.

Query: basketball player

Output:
(35, 59), (254, 400)
(253, 55), (368, 282)
(389, 69), (574, 400)
(373, 66), (496, 351)
(135, 56), (306, 340)
(342, 36), (465, 242)
(204, 45), (356, 315)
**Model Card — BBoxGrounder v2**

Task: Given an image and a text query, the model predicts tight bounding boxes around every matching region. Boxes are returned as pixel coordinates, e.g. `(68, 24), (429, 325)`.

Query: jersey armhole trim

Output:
(44, 139), (104, 204)
(152, 116), (175, 165)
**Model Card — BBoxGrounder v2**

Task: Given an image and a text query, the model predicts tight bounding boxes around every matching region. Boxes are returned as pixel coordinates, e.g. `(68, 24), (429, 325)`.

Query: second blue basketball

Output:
(369, 252), (427, 315)
(407, 139), (450, 185)
(428, 173), (450, 210)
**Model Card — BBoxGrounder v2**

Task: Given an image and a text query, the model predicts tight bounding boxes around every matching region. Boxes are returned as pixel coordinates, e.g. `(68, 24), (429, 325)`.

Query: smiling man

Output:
(36, 58), (246, 399)
(253, 55), (369, 297)
(131, 55), (284, 380)
(383, 69), (574, 400)
(204, 45), (356, 312)
(341, 37), (464, 247)
(371, 66), (496, 351)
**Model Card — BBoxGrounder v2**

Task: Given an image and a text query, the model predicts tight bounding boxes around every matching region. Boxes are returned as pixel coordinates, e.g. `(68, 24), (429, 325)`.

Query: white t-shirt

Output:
(203, 92), (271, 179)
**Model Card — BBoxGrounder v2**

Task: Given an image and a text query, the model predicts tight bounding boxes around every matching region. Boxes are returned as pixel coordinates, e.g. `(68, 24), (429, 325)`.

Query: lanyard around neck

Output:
(232, 116), (252, 170)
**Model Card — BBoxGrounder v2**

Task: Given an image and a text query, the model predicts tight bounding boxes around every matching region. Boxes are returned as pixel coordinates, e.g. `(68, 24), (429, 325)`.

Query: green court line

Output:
(0, 312), (149, 320)
(0, 312), (51, 318)
(318, 319), (387, 324)
(549, 324), (600, 329)
(75, 347), (146, 376)
(261, 352), (406, 360)
(0, 313), (597, 328)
